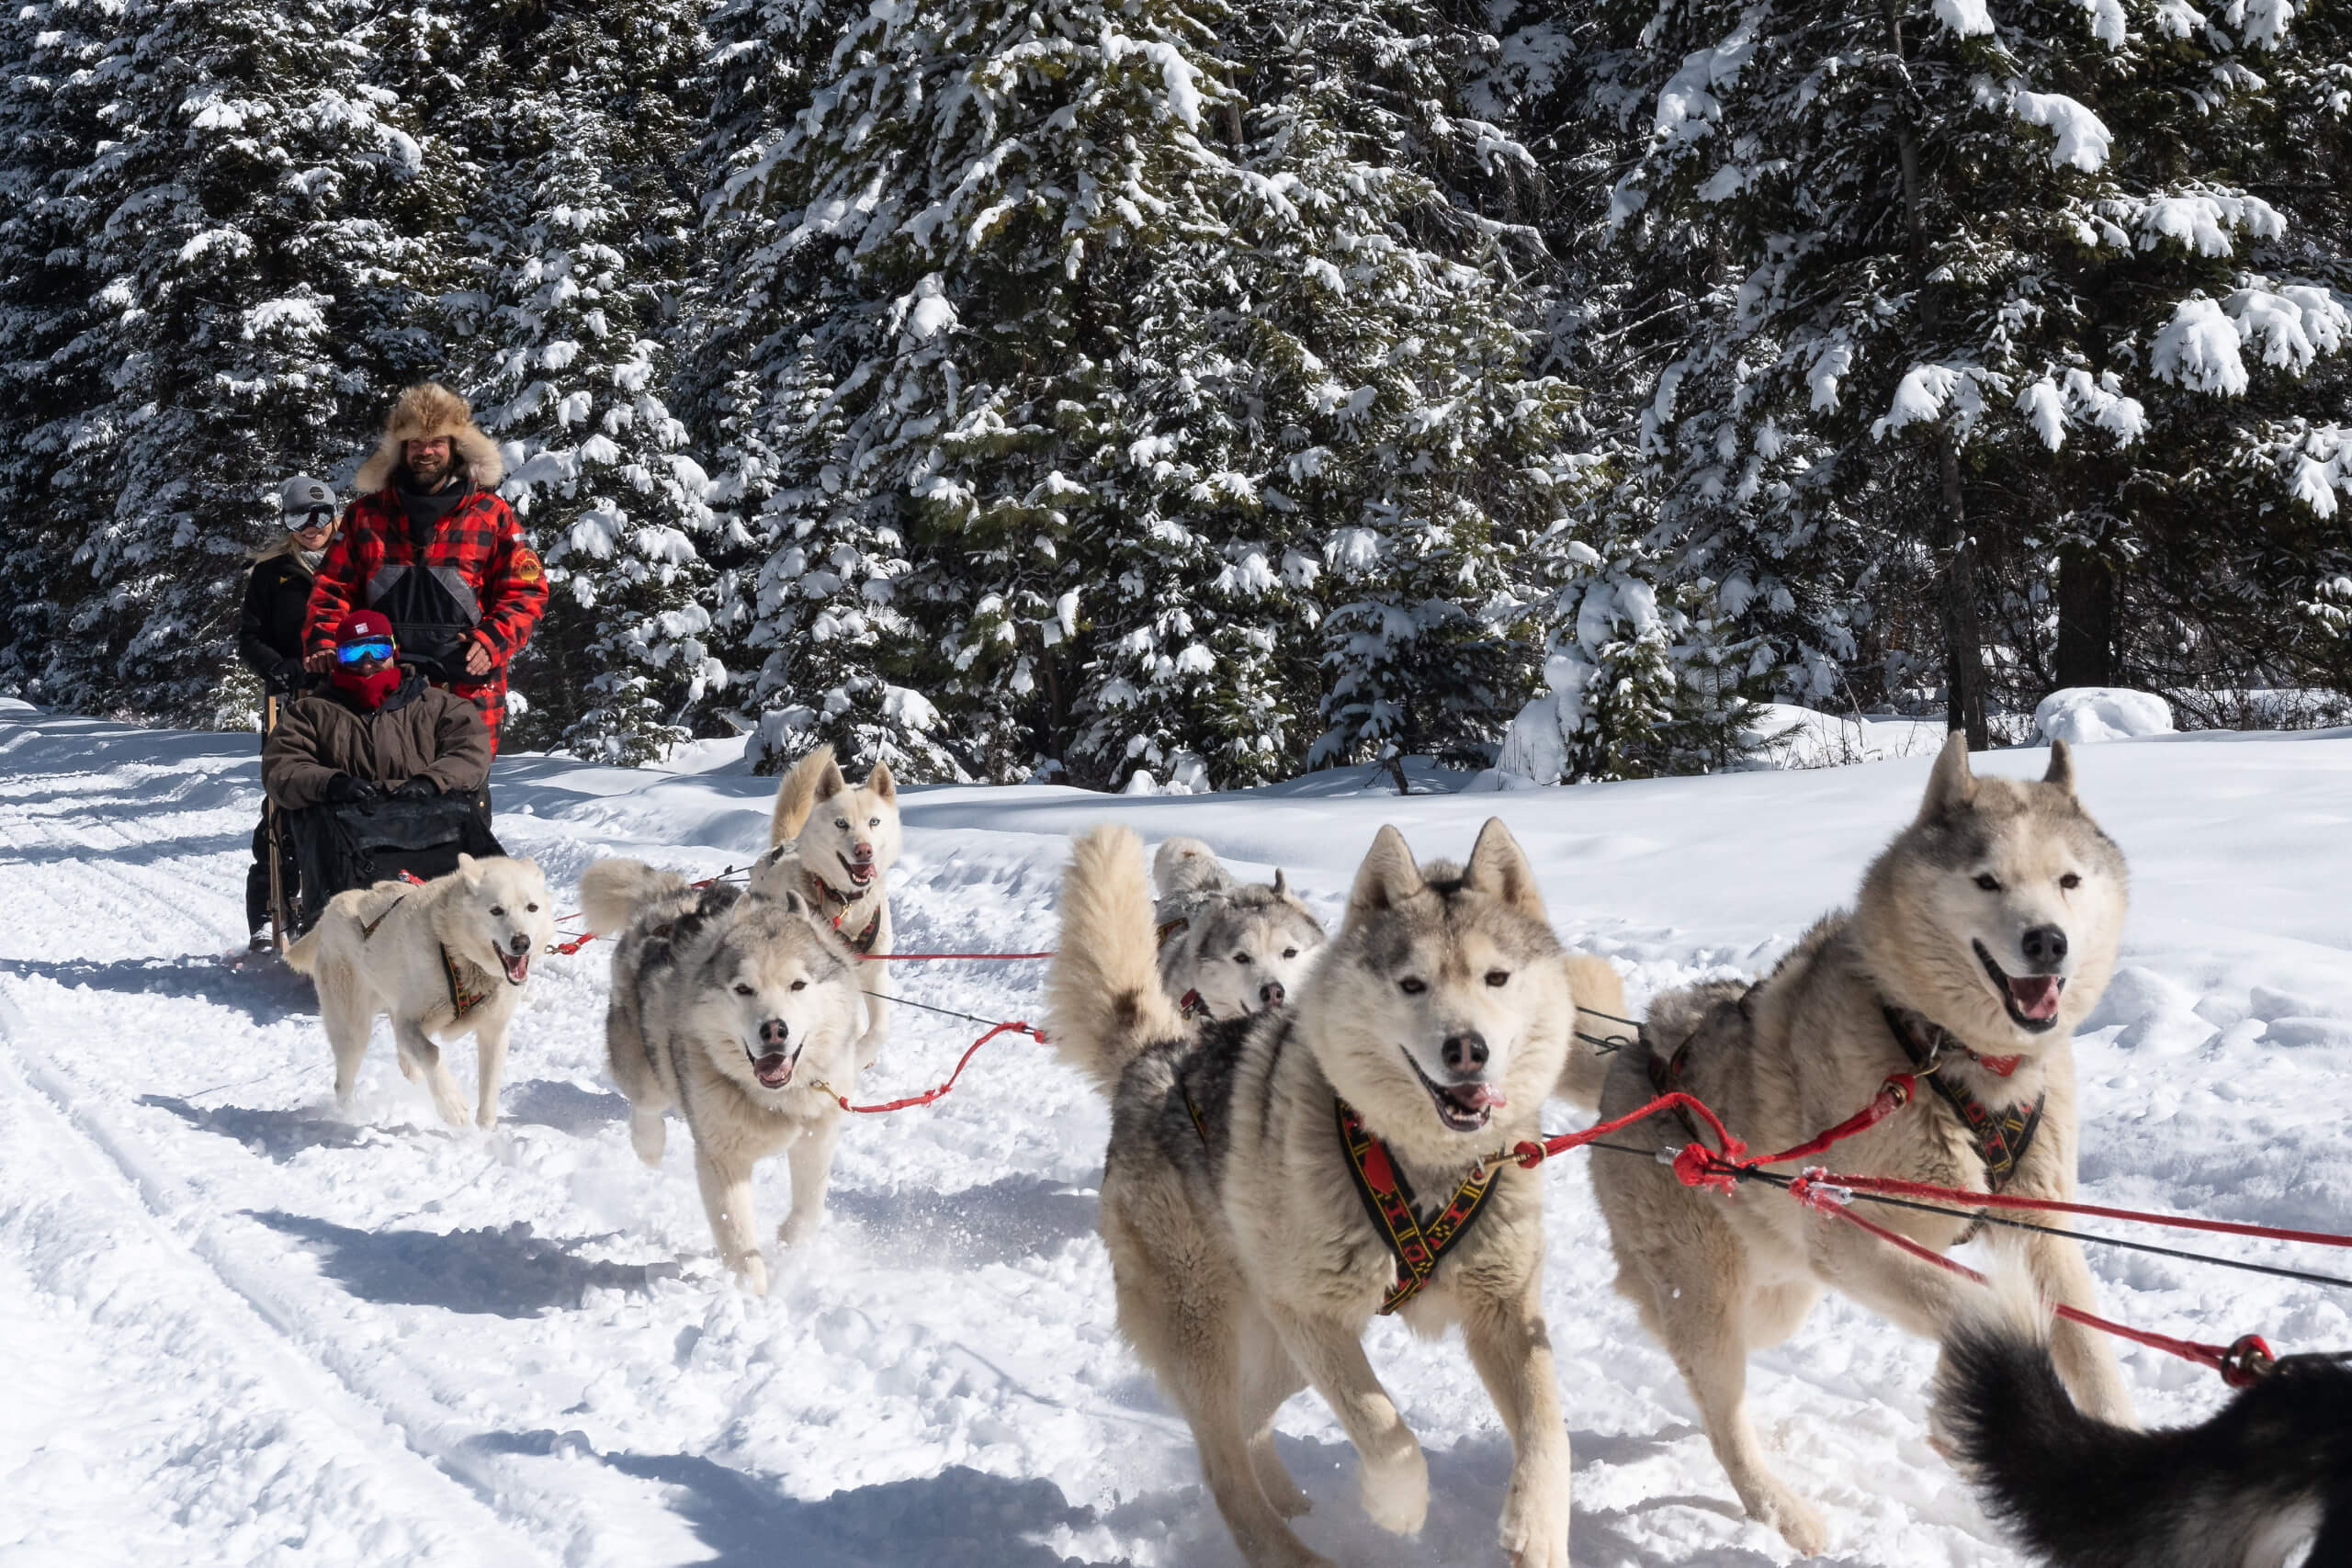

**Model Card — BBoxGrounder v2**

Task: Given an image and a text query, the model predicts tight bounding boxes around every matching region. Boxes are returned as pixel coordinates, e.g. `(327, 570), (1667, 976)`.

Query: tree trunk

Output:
(1937, 433), (1990, 750)
(2054, 547), (2116, 689)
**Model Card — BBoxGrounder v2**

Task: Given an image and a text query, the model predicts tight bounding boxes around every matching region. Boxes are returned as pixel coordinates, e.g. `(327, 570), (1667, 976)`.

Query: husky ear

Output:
(779, 889), (810, 918)
(514, 857), (540, 880)
(456, 852), (481, 886)
(1464, 818), (1546, 920)
(1918, 731), (1979, 823)
(816, 756), (849, 803)
(1347, 826), (1425, 923)
(2041, 737), (2075, 799)
(1272, 868), (1289, 897)
(866, 760), (897, 805)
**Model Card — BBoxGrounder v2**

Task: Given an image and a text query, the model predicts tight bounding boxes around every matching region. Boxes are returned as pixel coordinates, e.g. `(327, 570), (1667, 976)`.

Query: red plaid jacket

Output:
(303, 486), (548, 747)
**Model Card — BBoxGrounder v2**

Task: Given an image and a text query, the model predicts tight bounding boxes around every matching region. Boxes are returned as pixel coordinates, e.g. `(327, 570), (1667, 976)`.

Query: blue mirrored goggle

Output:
(334, 638), (395, 665)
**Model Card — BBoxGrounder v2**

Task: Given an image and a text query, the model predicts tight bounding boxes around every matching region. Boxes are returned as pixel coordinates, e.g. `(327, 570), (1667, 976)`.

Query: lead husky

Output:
(1935, 1271), (2352, 1568)
(1151, 837), (1326, 1019)
(747, 745), (898, 1069)
(1591, 735), (2134, 1553)
(1049, 819), (1581, 1568)
(286, 853), (554, 1129)
(582, 860), (867, 1294)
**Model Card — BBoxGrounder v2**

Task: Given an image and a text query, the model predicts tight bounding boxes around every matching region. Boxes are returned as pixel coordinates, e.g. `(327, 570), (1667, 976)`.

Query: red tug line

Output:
(538, 924), (2349, 1384)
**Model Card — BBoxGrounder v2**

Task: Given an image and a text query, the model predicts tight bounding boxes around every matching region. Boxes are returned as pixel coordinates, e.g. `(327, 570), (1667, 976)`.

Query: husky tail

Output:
(580, 858), (692, 936)
(769, 744), (846, 846)
(1151, 835), (1234, 901)
(1935, 1269), (2351, 1568)
(1555, 952), (1632, 1110)
(1049, 825), (1188, 1097)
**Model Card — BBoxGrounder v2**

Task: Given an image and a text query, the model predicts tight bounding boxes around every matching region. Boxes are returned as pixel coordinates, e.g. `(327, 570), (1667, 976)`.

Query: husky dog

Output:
(1935, 1270), (2352, 1568)
(1151, 837), (1633, 1103)
(1150, 837), (1326, 1020)
(582, 859), (867, 1294)
(285, 853), (554, 1129)
(746, 744), (899, 1069)
(1049, 819), (1582, 1568)
(1590, 734), (2133, 1554)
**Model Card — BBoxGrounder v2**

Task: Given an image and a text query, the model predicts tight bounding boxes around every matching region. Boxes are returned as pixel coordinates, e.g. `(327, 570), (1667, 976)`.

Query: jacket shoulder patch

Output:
(512, 547), (543, 583)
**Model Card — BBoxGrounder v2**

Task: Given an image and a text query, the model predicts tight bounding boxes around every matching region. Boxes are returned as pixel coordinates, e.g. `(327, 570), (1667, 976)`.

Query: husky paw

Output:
(395, 1054), (420, 1083)
(629, 1110), (666, 1166)
(1498, 1461), (1570, 1568)
(1359, 1439), (1428, 1536)
(1754, 1486), (1827, 1557)
(736, 1253), (771, 1297)
(777, 1210), (823, 1247)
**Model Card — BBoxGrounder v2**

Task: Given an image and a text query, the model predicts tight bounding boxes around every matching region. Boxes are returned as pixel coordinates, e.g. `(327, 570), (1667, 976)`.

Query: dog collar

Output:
(1156, 917), (1189, 949)
(1882, 1007), (2045, 1192)
(1334, 1098), (1502, 1315)
(801, 867), (860, 908)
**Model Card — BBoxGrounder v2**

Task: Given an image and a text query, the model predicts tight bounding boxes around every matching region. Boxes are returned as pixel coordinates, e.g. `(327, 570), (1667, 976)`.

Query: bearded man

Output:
(302, 383), (548, 748)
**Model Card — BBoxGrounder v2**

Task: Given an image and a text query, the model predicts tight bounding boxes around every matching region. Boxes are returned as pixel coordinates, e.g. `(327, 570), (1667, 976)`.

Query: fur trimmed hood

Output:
(356, 382), (505, 494)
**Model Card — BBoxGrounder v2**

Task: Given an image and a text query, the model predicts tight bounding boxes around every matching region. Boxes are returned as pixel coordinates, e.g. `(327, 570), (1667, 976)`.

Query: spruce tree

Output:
(16, 0), (434, 725)
(447, 0), (720, 764)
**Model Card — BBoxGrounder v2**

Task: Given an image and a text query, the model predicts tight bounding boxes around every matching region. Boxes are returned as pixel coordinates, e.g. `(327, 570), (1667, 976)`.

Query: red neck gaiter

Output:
(332, 664), (402, 710)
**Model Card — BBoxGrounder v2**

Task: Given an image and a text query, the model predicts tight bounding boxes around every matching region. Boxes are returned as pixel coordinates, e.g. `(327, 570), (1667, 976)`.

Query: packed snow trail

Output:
(1, 699), (2347, 1566)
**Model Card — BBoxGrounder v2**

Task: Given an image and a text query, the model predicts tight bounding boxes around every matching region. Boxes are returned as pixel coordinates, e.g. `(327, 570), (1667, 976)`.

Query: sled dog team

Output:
(285, 736), (2346, 1568)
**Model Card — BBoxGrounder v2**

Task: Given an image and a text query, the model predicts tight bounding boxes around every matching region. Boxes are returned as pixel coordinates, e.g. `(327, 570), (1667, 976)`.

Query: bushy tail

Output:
(1934, 1269), (2186, 1568)
(1555, 952), (1631, 1110)
(579, 858), (691, 936)
(1151, 835), (1234, 900)
(1048, 825), (1188, 1097)
(769, 744), (839, 846)
(284, 922), (323, 976)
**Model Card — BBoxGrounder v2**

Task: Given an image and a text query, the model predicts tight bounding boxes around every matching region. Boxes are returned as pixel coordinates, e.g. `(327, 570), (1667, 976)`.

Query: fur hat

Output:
(355, 382), (504, 493)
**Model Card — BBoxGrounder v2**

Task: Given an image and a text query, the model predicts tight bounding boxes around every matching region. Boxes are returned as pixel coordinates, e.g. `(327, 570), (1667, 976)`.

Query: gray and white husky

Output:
(747, 744), (899, 1069)
(1048, 819), (1588, 1568)
(1151, 836), (1326, 1020)
(582, 859), (867, 1295)
(1591, 735), (2134, 1553)
(286, 852), (555, 1129)
(1150, 834), (1633, 1101)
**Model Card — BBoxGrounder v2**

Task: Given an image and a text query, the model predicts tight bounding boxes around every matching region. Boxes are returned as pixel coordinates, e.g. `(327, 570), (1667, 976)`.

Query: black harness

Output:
(1881, 1007), (2046, 1192)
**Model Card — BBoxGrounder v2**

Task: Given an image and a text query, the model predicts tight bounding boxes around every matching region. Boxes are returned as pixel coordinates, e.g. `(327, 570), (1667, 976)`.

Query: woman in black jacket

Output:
(241, 475), (339, 948)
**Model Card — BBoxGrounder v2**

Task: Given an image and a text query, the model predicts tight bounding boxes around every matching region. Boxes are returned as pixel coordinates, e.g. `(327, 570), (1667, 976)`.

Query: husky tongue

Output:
(1446, 1082), (1507, 1112)
(752, 1052), (794, 1089)
(499, 951), (530, 984)
(2007, 975), (2064, 1021)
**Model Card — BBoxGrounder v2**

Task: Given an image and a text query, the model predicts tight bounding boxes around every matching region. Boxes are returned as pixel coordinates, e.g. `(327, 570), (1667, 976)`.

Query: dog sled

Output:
(272, 790), (505, 940)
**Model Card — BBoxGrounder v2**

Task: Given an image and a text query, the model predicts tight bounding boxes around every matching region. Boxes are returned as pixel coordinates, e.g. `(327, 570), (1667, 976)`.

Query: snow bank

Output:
(2034, 686), (2176, 744)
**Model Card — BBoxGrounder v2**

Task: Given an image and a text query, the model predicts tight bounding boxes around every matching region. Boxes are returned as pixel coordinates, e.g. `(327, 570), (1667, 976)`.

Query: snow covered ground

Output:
(3, 698), (2348, 1567)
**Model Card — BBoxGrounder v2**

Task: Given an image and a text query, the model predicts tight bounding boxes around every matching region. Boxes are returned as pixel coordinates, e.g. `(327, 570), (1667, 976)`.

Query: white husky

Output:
(583, 860), (867, 1293)
(1151, 837), (1326, 1020)
(285, 853), (555, 1129)
(747, 745), (899, 1068)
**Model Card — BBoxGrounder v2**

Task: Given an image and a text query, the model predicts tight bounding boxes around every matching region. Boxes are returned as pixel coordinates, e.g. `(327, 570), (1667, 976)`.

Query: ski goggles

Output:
(286, 509), (335, 532)
(334, 638), (396, 665)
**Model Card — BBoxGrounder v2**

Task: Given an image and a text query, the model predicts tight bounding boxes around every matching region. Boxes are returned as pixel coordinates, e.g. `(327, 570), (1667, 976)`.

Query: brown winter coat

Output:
(262, 669), (493, 810)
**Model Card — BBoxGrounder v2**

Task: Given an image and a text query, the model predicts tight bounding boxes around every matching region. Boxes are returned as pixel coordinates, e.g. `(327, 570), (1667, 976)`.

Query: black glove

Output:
(264, 660), (303, 696)
(322, 773), (382, 806)
(391, 776), (440, 801)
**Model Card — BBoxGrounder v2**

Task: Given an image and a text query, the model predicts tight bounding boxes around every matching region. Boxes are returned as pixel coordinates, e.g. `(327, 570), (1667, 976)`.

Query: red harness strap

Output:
(1336, 1100), (1503, 1315)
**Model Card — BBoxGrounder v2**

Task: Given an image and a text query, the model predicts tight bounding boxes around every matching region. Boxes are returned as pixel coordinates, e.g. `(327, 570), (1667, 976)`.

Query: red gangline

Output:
(821, 1021), (1046, 1114)
(1785, 1170), (2352, 1252)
